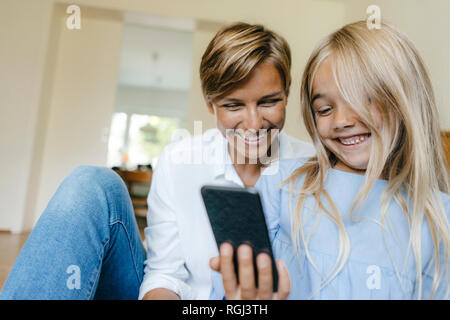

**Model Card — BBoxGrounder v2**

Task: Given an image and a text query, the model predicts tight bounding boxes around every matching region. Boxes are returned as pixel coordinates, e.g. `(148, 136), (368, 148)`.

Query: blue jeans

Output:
(0, 166), (147, 299)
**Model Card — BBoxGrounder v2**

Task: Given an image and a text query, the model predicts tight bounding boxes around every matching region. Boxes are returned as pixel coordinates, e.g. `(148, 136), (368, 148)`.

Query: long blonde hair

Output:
(284, 21), (449, 299)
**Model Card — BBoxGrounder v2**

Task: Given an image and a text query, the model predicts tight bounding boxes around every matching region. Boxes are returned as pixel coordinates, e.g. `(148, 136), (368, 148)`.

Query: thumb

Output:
(274, 259), (290, 300)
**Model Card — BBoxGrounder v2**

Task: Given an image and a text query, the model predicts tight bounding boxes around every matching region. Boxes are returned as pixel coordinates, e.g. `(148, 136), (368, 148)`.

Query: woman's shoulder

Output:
(255, 158), (311, 233)
(257, 157), (311, 194)
(262, 157), (310, 181)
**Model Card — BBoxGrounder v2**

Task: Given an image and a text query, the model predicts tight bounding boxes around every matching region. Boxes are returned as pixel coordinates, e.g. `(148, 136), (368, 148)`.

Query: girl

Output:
(210, 21), (449, 299)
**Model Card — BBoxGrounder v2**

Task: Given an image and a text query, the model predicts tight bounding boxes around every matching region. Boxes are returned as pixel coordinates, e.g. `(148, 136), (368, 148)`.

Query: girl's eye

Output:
(316, 106), (332, 116)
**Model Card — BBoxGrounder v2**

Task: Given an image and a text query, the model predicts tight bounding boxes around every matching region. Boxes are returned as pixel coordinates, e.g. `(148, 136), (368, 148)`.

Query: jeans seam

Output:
(87, 237), (110, 300)
(110, 219), (143, 284)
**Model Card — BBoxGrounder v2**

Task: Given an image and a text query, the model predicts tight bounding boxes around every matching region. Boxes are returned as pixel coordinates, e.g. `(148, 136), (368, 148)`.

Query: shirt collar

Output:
(211, 130), (293, 183)
(211, 130), (231, 179)
(210, 131), (243, 186)
(278, 131), (295, 159)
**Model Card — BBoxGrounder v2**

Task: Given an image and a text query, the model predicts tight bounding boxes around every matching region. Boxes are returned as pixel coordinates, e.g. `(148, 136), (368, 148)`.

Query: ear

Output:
(207, 102), (215, 115)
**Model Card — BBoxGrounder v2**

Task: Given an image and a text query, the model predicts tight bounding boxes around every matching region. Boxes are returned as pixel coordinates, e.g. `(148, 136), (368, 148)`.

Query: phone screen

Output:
(201, 185), (278, 292)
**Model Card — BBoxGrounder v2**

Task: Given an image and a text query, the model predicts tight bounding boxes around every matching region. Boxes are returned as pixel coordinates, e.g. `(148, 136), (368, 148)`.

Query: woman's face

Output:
(311, 58), (378, 173)
(209, 61), (287, 163)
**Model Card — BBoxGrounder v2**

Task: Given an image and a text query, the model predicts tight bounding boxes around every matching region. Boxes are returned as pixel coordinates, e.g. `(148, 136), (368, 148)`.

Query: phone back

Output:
(201, 185), (278, 291)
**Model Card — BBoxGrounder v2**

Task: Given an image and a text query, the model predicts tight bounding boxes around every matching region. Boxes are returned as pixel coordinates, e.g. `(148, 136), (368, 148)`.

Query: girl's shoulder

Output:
(439, 191), (450, 217)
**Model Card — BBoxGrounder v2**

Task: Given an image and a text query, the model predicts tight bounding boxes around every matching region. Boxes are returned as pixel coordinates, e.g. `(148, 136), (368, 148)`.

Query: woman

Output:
(0, 22), (314, 299)
(140, 22), (314, 300)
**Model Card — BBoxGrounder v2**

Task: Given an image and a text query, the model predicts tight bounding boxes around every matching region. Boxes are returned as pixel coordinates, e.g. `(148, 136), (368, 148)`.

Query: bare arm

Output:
(142, 288), (181, 300)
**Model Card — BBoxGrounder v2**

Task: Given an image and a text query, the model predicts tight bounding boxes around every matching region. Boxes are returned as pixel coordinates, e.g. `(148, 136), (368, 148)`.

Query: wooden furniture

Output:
(442, 131), (450, 169)
(114, 169), (153, 218)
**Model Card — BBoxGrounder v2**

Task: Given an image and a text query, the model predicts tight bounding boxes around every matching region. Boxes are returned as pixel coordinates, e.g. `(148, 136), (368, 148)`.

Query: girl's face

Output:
(208, 61), (287, 163)
(311, 58), (378, 174)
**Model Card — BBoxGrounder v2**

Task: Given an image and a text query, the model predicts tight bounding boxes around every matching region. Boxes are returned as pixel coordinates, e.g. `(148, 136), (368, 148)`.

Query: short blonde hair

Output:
(200, 22), (291, 102)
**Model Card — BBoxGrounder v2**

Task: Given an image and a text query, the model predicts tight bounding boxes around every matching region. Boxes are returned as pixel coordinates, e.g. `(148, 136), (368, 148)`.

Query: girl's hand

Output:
(209, 242), (290, 300)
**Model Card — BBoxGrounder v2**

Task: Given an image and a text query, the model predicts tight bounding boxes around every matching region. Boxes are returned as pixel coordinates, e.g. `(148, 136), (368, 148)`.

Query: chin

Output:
(334, 153), (369, 172)
(351, 164), (368, 171)
(239, 147), (270, 162)
(343, 160), (368, 172)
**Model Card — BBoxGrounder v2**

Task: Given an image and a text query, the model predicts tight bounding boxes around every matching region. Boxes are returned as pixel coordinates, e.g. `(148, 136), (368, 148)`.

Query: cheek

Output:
(264, 104), (286, 127)
(369, 104), (384, 130)
(215, 109), (239, 129)
(314, 117), (329, 141)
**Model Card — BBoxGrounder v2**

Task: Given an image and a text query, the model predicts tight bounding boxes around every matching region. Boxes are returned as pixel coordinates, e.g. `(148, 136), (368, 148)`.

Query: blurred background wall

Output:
(0, 0), (448, 233)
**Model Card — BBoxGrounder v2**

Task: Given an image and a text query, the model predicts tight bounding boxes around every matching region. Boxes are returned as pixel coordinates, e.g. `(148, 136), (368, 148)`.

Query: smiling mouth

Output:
(238, 132), (267, 145)
(234, 128), (276, 146)
(336, 133), (371, 146)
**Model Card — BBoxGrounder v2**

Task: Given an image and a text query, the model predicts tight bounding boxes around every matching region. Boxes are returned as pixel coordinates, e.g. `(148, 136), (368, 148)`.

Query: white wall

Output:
(185, 21), (224, 135)
(0, 0), (55, 232)
(116, 85), (188, 119)
(0, 2), (125, 231)
(118, 23), (194, 90)
(33, 5), (124, 226)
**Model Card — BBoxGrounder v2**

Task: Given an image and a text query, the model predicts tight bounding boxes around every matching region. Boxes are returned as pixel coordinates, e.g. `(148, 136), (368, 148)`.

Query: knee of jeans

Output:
(46, 166), (130, 223)
(69, 166), (125, 189)
(69, 165), (129, 201)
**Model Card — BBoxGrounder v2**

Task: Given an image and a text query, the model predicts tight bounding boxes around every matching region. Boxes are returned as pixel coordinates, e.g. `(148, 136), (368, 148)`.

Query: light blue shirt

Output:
(210, 158), (449, 299)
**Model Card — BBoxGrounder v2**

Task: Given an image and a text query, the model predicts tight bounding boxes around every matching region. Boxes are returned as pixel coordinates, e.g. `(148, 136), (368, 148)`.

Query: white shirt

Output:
(138, 128), (316, 299)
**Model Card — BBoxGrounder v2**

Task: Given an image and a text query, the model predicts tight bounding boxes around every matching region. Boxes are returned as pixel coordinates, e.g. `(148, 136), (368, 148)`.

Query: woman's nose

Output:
(244, 105), (263, 131)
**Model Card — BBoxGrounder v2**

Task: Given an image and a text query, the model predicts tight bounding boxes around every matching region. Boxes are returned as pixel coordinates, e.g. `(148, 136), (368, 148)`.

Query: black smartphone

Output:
(201, 185), (278, 292)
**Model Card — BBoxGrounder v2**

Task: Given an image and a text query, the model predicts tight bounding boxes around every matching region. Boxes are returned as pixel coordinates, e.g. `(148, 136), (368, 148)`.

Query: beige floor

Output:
(0, 231), (30, 291)
(0, 216), (147, 293)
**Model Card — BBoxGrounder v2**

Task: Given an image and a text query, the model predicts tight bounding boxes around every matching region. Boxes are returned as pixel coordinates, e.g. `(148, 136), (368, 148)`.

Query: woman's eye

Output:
(259, 98), (282, 107)
(222, 104), (243, 110)
(316, 106), (332, 115)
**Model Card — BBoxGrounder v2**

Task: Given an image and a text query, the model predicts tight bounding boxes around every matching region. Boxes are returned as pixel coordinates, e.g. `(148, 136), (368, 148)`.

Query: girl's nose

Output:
(333, 104), (355, 130)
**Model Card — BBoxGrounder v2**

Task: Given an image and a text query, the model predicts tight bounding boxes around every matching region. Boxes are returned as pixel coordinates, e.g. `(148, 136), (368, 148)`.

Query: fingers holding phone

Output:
(201, 185), (290, 299)
(209, 242), (290, 300)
